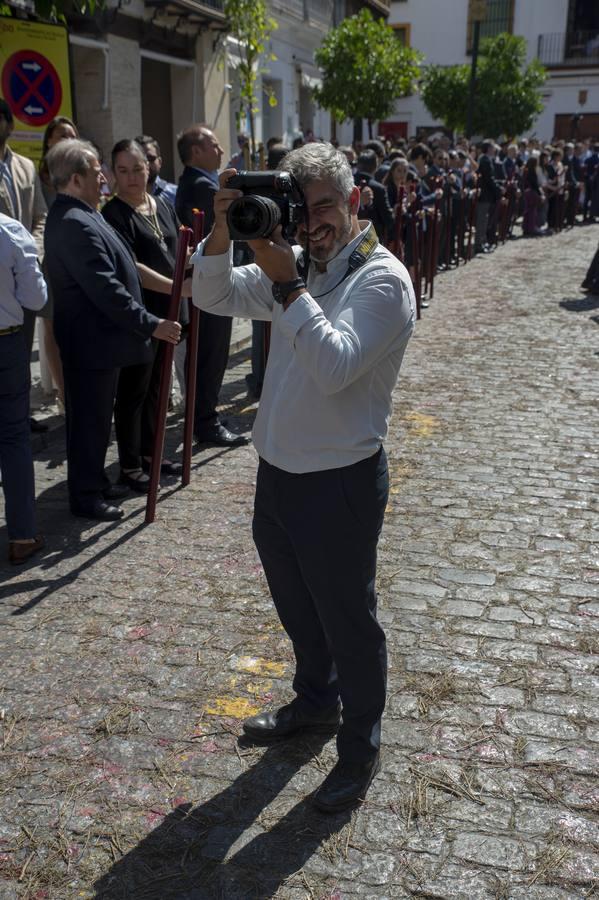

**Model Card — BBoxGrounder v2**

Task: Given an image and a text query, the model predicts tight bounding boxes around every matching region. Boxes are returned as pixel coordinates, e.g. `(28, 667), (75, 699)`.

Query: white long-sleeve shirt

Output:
(191, 223), (415, 473)
(0, 213), (47, 328)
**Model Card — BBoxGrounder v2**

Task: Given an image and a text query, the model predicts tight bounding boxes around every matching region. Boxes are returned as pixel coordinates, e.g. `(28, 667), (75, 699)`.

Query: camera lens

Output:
(227, 196), (282, 240)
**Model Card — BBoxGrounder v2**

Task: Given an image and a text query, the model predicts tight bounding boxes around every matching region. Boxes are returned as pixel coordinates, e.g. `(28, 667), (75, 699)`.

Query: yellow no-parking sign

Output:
(0, 17), (72, 164)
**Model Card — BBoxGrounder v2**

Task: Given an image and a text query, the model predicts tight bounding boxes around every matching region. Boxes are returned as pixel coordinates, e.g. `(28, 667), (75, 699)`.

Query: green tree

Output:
(1, 0), (98, 19)
(421, 33), (547, 138)
(313, 8), (422, 140)
(223, 0), (278, 162)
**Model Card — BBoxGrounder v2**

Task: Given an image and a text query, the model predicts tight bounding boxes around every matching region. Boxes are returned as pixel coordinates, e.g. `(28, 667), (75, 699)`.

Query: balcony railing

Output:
(537, 31), (599, 67)
(365, 0), (390, 13)
(145, 0), (225, 21)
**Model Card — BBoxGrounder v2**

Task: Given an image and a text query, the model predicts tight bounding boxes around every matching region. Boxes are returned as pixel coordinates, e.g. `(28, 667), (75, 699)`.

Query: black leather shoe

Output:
(312, 754), (381, 813)
(195, 423), (250, 447)
(141, 458), (183, 476)
(103, 483), (130, 500)
(70, 500), (125, 521)
(243, 700), (341, 743)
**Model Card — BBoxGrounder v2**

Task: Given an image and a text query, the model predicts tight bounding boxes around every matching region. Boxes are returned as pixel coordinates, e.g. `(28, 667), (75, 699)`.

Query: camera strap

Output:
(296, 224), (379, 300)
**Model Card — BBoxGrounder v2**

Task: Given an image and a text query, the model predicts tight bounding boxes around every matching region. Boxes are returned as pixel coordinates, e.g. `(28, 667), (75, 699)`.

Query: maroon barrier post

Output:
(145, 226), (192, 524)
(445, 183), (453, 268)
(466, 177), (479, 262)
(409, 199), (422, 320)
(429, 178), (444, 300)
(423, 209), (432, 296)
(457, 188), (467, 265)
(393, 186), (405, 262)
(182, 210), (205, 486)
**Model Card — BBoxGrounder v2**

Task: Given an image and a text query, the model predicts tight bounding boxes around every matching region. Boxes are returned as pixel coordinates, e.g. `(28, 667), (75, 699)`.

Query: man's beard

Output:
(300, 214), (353, 264)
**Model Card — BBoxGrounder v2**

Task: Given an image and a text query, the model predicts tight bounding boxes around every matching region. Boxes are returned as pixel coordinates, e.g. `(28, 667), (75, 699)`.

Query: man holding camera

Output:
(191, 143), (415, 812)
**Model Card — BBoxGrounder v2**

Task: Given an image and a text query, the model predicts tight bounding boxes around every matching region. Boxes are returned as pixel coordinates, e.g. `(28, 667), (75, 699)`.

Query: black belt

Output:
(0, 325), (22, 336)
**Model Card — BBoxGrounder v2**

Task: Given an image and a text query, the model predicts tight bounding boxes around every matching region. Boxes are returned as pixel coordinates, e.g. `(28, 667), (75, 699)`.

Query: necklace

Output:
(136, 194), (166, 246)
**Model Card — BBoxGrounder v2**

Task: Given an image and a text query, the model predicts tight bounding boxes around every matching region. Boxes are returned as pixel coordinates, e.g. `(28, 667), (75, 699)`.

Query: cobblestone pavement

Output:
(1, 226), (598, 900)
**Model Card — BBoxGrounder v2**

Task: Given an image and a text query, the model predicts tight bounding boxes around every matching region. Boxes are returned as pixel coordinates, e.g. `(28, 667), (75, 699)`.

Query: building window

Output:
(392, 23), (411, 46)
(467, 0), (515, 53)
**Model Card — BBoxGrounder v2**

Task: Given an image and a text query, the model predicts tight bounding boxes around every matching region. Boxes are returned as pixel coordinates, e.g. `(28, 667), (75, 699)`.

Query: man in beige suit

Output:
(0, 99), (48, 430)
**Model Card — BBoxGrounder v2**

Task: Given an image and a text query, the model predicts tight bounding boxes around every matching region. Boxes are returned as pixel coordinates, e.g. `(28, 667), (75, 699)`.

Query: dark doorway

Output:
(554, 112), (599, 141)
(141, 57), (175, 182)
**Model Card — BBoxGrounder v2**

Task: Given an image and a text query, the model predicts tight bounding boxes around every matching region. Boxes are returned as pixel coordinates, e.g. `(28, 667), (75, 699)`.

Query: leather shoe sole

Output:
(243, 701), (341, 744)
(9, 534), (45, 565)
(312, 754), (381, 813)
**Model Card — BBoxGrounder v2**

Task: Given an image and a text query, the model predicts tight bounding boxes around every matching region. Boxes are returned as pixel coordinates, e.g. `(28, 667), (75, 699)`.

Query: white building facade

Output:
(226, 0), (336, 152)
(386, 0), (599, 142)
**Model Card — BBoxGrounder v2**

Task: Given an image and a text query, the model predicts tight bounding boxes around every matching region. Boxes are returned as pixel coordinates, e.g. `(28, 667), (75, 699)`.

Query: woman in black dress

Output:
(102, 139), (189, 491)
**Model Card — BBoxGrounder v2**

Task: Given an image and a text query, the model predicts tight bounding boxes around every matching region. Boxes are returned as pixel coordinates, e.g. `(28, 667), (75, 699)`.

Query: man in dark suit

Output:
(44, 139), (181, 521)
(563, 142), (581, 227)
(354, 150), (394, 245)
(475, 140), (501, 254)
(176, 124), (248, 446)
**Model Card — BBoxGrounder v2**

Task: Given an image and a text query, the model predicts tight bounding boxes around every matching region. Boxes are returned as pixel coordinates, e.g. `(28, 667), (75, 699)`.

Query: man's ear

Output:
(349, 184), (361, 215)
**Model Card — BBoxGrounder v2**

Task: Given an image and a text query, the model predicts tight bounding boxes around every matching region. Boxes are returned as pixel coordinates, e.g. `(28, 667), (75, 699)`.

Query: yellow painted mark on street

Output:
(235, 656), (286, 677)
(246, 679), (273, 695)
(204, 698), (261, 718)
(405, 411), (440, 438)
(389, 462), (413, 495)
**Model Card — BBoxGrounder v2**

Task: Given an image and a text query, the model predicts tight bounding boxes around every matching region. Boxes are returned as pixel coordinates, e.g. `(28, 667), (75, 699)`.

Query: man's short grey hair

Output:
(46, 139), (99, 191)
(281, 142), (355, 200)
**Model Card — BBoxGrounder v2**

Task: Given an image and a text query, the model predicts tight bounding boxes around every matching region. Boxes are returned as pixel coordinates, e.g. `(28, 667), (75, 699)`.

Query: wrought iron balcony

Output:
(145, 0), (225, 24)
(345, 0), (390, 17)
(537, 31), (599, 67)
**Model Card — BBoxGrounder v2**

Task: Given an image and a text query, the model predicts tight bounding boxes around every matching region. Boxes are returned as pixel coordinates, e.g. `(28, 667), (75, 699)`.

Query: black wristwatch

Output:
(272, 277), (306, 305)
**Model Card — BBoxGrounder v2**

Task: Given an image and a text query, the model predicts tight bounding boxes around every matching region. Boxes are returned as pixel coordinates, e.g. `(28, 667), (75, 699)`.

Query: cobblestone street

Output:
(1, 225), (598, 899)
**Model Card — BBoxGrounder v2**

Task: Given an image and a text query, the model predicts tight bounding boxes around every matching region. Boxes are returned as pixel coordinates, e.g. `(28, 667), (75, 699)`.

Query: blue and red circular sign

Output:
(1, 49), (62, 127)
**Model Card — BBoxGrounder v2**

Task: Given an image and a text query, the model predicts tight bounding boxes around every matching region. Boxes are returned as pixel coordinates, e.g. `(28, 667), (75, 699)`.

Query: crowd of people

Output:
(1, 99), (598, 564)
(340, 133), (599, 312)
(1, 105), (253, 563)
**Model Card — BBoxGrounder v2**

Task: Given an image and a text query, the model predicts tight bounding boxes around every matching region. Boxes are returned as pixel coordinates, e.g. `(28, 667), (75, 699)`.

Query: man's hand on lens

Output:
(213, 168), (243, 232)
(153, 319), (182, 344)
(248, 227), (298, 283)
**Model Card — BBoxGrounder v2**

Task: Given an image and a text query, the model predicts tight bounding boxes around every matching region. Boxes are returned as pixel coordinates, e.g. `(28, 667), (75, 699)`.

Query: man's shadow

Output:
(94, 735), (352, 899)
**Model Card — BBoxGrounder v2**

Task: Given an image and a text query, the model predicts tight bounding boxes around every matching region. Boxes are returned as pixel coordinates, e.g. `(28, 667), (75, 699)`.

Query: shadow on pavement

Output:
(94, 735), (350, 899)
(559, 294), (599, 312)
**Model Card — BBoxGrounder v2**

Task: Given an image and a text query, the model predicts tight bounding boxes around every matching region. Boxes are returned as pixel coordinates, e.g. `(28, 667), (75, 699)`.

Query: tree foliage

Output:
(223, 0), (277, 160)
(313, 8), (422, 138)
(2, 0), (98, 21)
(421, 33), (547, 138)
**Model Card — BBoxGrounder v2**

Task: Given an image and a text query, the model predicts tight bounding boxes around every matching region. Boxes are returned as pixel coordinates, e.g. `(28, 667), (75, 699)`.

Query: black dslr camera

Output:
(226, 171), (305, 241)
